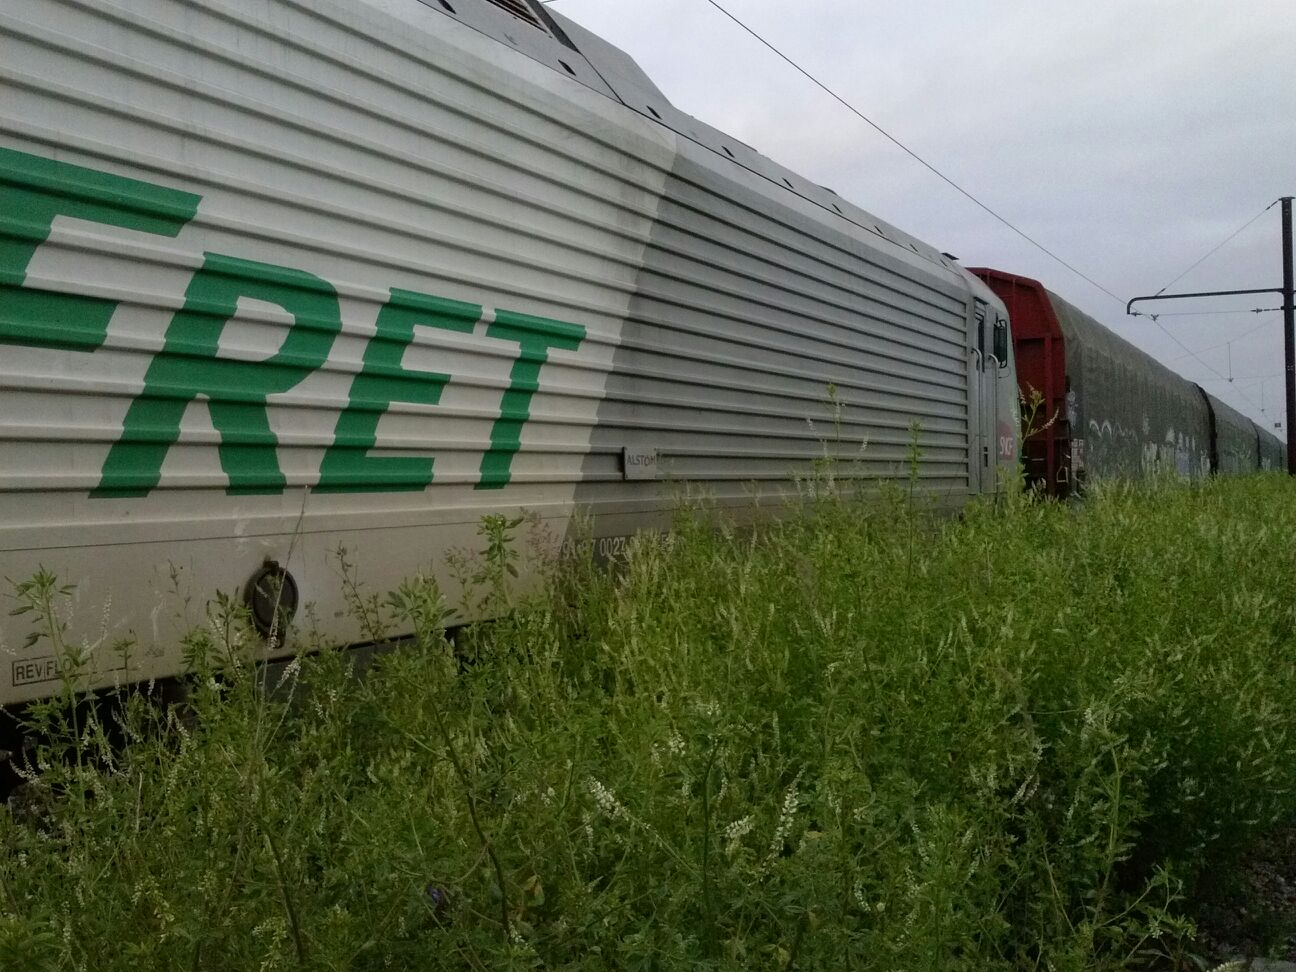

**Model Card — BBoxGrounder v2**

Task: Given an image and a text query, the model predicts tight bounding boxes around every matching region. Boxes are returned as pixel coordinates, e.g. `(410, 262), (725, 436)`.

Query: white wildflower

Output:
(586, 778), (627, 821)
(912, 822), (931, 865)
(510, 927), (538, 958)
(825, 787), (841, 818)
(723, 814), (755, 856)
(1011, 774), (1039, 805)
(853, 880), (869, 911)
(694, 699), (720, 720)
(278, 656), (302, 690)
(763, 771), (803, 868)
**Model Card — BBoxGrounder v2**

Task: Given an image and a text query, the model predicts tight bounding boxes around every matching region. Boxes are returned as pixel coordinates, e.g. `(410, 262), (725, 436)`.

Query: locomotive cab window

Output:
(993, 317), (1009, 366)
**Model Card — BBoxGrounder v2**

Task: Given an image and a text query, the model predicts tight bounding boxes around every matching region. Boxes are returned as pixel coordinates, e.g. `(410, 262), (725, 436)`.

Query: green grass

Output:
(4, 474), (1296, 970)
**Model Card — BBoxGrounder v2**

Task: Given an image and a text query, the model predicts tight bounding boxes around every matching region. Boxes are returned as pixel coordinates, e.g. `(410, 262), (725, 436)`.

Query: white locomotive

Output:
(0, 0), (1019, 704)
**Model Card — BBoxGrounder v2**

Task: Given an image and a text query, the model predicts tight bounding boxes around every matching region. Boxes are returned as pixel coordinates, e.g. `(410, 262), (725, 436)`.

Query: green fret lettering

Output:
(0, 146), (200, 351)
(476, 310), (585, 490)
(94, 253), (342, 498)
(316, 288), (480, 493)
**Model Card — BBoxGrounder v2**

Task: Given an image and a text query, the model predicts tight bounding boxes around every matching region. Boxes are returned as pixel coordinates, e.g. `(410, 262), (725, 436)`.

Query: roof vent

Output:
(483, 0), (544, 28)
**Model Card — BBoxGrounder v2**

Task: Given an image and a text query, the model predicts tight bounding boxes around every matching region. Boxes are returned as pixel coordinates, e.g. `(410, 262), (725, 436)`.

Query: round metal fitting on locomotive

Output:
(243, 561), (299, 640)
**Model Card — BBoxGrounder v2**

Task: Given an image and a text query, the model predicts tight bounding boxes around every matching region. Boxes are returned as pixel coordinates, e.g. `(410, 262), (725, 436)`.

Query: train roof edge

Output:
(379, 0), (969, 274)
(969, 267), (1185, 394)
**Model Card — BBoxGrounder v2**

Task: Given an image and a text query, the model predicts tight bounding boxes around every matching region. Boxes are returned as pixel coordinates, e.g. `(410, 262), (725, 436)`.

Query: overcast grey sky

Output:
(547, 0), (1296, 430)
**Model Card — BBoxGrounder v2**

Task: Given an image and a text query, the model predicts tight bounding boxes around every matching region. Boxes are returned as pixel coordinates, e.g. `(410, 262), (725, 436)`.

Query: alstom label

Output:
(0, 146), (587, 495)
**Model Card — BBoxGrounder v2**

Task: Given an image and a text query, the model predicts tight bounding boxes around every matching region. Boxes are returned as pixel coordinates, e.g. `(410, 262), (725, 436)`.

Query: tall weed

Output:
(3, 475), (1296, 969)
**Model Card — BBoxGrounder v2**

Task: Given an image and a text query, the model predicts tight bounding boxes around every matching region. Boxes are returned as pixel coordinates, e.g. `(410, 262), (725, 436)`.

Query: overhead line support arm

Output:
(1126, 198), (1295, 473)
(1126, 288), (1281, 316)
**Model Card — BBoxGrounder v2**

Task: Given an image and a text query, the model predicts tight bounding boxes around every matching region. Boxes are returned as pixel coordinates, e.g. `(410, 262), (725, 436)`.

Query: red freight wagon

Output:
(969, 268), (1072, 495)
(969, 267), (1270, 497)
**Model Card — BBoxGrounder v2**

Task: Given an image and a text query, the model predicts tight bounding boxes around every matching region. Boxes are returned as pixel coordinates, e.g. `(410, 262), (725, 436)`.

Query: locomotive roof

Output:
(398, 0), (961, 276)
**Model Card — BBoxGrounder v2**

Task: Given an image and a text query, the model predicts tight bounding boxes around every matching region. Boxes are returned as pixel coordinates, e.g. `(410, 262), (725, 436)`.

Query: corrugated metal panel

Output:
(402, 0), (621, 100)
(1, 0), (674, 498)
(0, 0), (682, 698)
(0, 0), (994, 702)
(598, 152), (974, 494)
(544, 7), (960, 279)
(1047, 288), (1212, 483)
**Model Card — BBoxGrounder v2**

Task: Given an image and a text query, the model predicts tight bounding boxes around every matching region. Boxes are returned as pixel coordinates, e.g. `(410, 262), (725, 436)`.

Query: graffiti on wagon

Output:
(1, 147), (585, 496)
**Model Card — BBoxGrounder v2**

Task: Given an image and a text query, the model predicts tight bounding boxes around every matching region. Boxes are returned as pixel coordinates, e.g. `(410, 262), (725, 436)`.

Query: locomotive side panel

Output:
(573, 150), (982, 519)
(0, 0), (1003, 703)
(1, 0), (682, 701)
(546, 6), (995, 508)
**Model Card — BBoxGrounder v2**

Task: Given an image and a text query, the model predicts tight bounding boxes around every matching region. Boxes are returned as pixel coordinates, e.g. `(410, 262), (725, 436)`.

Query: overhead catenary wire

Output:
(1150, 307), (1280, 319)
(1146, 316), (1266, 417)
(695, 0), (1271, 421)
(1138, 202), (1282, 418)
(1151, 200), (1279, 297)
(1130, 199), (1281, 419)
(699, 0), (1126, 306)
(1167, 314), (1277, 363)
(1201, 372), (1286, 383)
(546, 1), (1275, 424)
(1136, 303), (1269, 416)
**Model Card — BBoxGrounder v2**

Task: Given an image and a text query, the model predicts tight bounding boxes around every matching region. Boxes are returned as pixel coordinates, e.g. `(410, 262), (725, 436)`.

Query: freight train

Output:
(972, 268), (1287, 497)
(0, 0), (1273, 708)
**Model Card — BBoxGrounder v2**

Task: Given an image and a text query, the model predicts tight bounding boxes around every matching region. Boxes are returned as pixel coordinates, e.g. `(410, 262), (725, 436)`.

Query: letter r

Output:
(95, 253), (342, 497)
